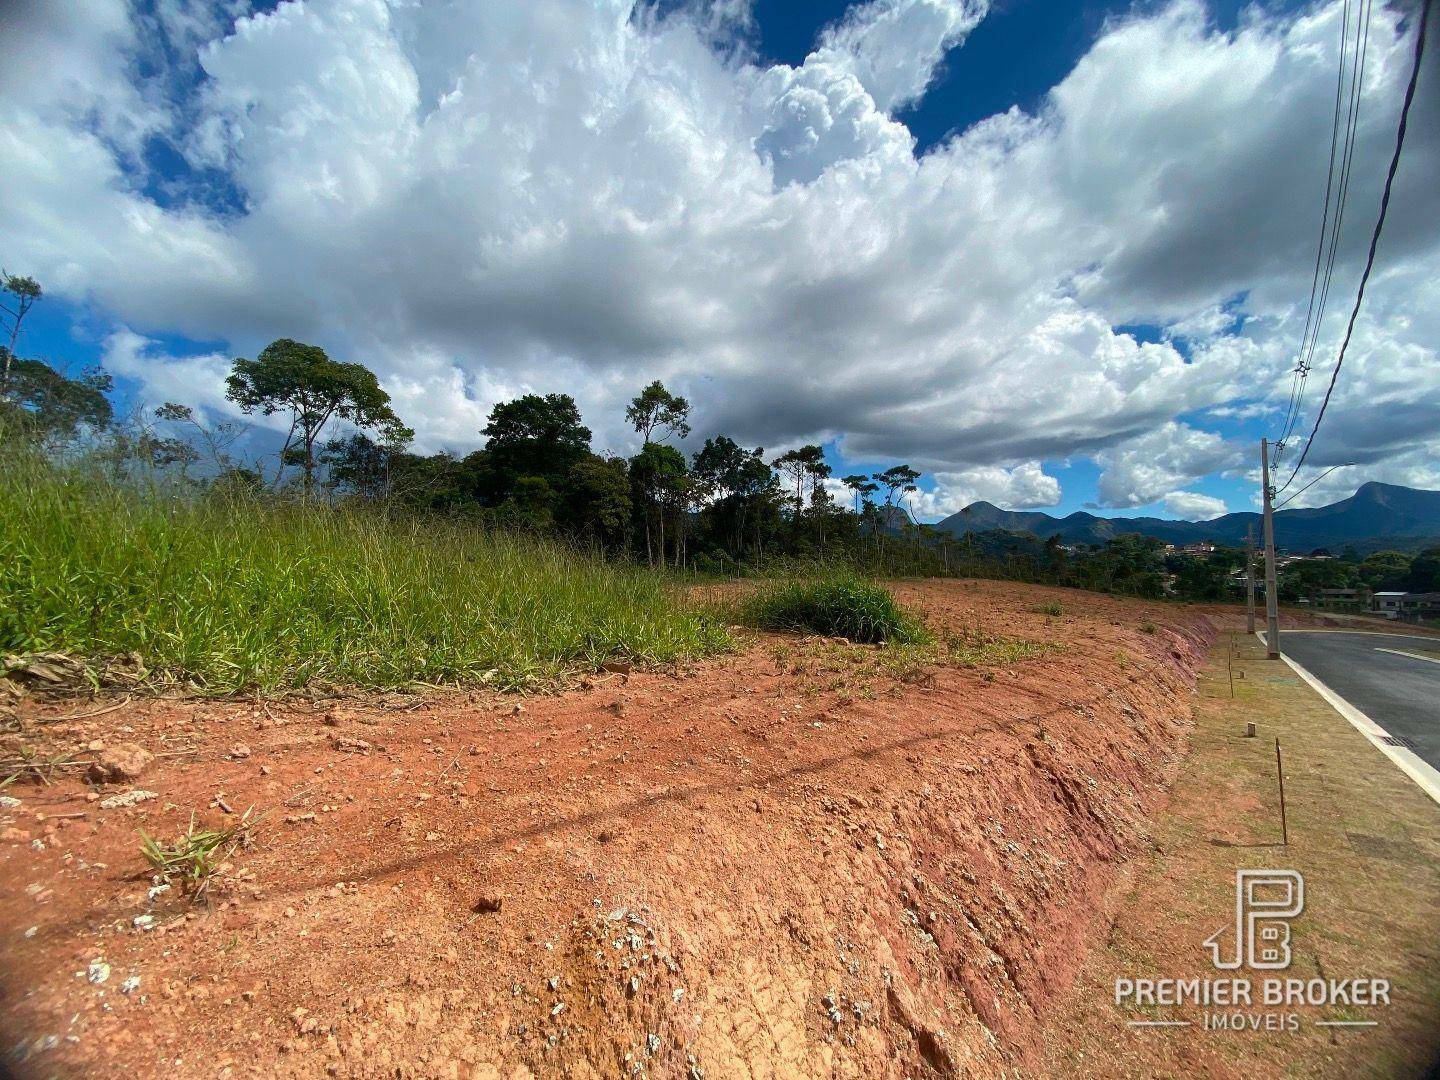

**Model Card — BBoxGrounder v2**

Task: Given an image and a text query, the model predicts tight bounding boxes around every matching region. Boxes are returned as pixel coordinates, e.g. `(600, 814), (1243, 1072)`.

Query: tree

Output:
(873, 464), (920, 507)
(225, 340), (411, 493)
(481, 393), (592, 492)
(0, 357), (112, 437)
(841, 473), (877, 514)
(560, 455), (633, 553)
(772, 445), (826, 519)
(626, 380), (691, 445)
(630, 442), (688, 566)
(1359, 550), (1412, 591)
(692, 436), (779, 559)
(0, 269), (42, 392)
(1406, 547), (1440, 592)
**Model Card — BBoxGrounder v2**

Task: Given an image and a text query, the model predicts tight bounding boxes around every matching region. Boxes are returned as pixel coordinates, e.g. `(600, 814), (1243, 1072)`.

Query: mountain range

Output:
(934, 482), (1440, 554)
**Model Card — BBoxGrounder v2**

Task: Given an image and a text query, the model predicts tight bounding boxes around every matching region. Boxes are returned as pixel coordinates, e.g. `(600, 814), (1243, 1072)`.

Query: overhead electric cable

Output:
(1277, 0), (1373, 467)
(1278, 0), (1432, 492)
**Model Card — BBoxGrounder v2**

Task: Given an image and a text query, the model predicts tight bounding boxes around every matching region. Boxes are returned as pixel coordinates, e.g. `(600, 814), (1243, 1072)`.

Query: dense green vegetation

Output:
(0, 448), (729, 692)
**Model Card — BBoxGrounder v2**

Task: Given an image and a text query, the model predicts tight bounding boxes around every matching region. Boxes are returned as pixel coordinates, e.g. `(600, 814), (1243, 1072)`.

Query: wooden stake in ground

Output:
(1275, 736), (1288, 846)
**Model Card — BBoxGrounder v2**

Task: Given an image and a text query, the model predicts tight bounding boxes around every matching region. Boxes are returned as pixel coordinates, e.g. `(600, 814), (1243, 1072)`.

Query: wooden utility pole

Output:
(1245, 523), (1257, 634)
(1260, 439), (1280, 659)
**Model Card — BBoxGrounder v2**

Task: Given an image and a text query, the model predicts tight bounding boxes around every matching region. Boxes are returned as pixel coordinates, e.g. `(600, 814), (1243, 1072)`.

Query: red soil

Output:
(0, 580), (1216, 1078)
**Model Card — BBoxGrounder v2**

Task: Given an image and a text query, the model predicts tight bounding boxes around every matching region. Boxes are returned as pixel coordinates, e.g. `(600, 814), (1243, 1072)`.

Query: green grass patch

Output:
(1031, 601), (1064, 617)
(732, 574), (928, 645)
(0, 453), (729, 693)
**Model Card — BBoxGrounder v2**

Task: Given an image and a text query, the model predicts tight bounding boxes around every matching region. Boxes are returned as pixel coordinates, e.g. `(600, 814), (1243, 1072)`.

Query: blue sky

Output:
(4, 0), (1437, 522)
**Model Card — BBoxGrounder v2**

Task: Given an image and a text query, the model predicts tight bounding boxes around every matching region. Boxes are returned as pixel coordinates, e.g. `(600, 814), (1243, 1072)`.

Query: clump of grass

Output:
(139, 808), (260, 901)
(1031, 601), (1064, 617)
(0, 452), (729, 693)
(733, 574), (928, 645)
(1140, 620), (1158, 634)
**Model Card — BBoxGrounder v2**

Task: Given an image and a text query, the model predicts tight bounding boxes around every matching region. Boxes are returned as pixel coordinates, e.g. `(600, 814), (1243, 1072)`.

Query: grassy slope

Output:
(0, 458), (729, 693)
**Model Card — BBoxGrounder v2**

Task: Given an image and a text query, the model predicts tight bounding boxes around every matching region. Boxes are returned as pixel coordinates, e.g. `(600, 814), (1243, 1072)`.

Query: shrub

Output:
(735, 574), (927, 645)
(1031, 601), (1064, 617)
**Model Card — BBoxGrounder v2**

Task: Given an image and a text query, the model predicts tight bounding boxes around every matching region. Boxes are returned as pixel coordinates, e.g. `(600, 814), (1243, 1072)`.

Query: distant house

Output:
(1180, 541), (1217, 557)
(1372, 592), (1407, 618)
(1370, 591), (1440, 622)
(1314, 587), (1365, 612)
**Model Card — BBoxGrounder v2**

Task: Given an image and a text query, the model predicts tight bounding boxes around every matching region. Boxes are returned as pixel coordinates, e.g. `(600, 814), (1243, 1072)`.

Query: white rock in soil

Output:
(99, 790), (158, 810)
(86, 960), (110, 985)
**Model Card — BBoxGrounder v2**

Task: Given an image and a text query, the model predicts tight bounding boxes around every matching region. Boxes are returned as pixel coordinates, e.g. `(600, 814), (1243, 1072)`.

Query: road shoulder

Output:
(1040, 624), (1440, 1078)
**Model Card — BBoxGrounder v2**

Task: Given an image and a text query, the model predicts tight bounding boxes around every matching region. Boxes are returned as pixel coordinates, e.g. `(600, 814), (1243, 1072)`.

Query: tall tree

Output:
(772, 444), (826, 518)
(0, 358), (112, 438)
(873, 464), (921, 507)
(0, 269), (42, 392)
(693, 436), (777, 558)
(841, 473), (877, 514)
(625, 380), (691, 444)
(560, 455), (633, 554)
(629, 442), (687, 566)
(481, 393), (592, 491)
(226, 339), (412, 493)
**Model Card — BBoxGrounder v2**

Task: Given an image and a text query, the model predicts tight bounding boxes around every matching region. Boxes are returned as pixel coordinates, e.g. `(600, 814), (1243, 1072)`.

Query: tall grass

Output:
(0, 451), (729, 693)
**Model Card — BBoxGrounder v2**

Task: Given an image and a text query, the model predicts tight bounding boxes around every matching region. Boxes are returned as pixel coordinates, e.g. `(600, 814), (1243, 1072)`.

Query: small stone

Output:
(87, 960), (111, 985)
(0, 795), (21, 810)
(133, 915), (156, 932)
(120, 975), (141, 995)
(228, 743), (252, 760)
(473, 895), (503, 914)
(86, 743), (153, 785)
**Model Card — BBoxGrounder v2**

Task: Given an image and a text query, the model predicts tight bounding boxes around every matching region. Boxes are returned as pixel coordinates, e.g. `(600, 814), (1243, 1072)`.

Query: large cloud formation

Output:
(1, 0), (1436, 509)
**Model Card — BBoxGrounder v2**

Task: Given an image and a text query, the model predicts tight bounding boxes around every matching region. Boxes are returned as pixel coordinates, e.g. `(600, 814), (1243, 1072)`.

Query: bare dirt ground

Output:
(3, 580), (1224, 1077)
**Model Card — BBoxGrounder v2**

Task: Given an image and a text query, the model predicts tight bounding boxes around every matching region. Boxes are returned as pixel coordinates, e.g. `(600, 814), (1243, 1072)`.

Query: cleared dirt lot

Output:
(5, 580), (1218, 1077)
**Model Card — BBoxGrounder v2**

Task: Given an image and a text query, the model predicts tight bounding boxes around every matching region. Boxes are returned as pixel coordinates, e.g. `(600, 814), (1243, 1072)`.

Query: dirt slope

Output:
(1, 581), (1214, 1078)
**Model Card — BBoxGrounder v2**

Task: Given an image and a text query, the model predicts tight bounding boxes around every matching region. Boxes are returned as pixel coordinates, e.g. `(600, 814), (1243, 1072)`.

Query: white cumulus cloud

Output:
(0, 0), (1435, 498)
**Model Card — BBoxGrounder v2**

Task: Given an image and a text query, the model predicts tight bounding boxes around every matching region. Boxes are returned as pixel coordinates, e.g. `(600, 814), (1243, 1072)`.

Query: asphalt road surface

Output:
(1278, 631), (1440, 771)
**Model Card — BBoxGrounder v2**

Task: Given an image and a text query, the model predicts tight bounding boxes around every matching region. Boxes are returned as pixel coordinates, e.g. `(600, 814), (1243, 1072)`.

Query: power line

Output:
(1277, 0), (1356, 452)
(1275, 0), (1373, 467)
(1277, 0), (1432, 493)
(1274, 462), (1356, 510)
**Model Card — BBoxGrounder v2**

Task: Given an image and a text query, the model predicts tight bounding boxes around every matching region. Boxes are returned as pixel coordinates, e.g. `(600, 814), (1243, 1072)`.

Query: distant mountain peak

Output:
(935, 483), (1440, 552)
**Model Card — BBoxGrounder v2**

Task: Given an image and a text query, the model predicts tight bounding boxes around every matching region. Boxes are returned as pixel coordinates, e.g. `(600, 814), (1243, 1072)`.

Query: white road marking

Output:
(1257, 632), (1440, 809)
(1374, 647), (1440, 667)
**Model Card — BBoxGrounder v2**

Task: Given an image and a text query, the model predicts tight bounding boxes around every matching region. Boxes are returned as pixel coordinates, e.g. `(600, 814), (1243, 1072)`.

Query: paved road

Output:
(1278, 632), (1440, 771)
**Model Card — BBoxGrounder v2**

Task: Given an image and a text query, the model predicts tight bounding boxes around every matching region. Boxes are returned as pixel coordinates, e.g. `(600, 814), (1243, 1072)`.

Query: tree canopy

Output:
(226, 339), (412, 492)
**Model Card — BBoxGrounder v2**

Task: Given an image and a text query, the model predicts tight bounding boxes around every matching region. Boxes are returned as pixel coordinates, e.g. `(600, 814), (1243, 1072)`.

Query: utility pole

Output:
(1260, 438), (1280, 659)
(1245, 523), (1257, 635)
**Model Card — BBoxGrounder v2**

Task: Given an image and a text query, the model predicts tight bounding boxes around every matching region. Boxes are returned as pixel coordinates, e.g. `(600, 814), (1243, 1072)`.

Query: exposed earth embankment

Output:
(1, 580), (1215, 1077)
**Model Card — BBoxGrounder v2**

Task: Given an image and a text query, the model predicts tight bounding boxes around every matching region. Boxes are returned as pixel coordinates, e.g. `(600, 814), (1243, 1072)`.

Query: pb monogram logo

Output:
(1203, 869), (1305, 971)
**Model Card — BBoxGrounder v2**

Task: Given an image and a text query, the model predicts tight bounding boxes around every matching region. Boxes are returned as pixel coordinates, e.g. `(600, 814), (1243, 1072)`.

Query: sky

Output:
(1, 0), (1437, 523)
